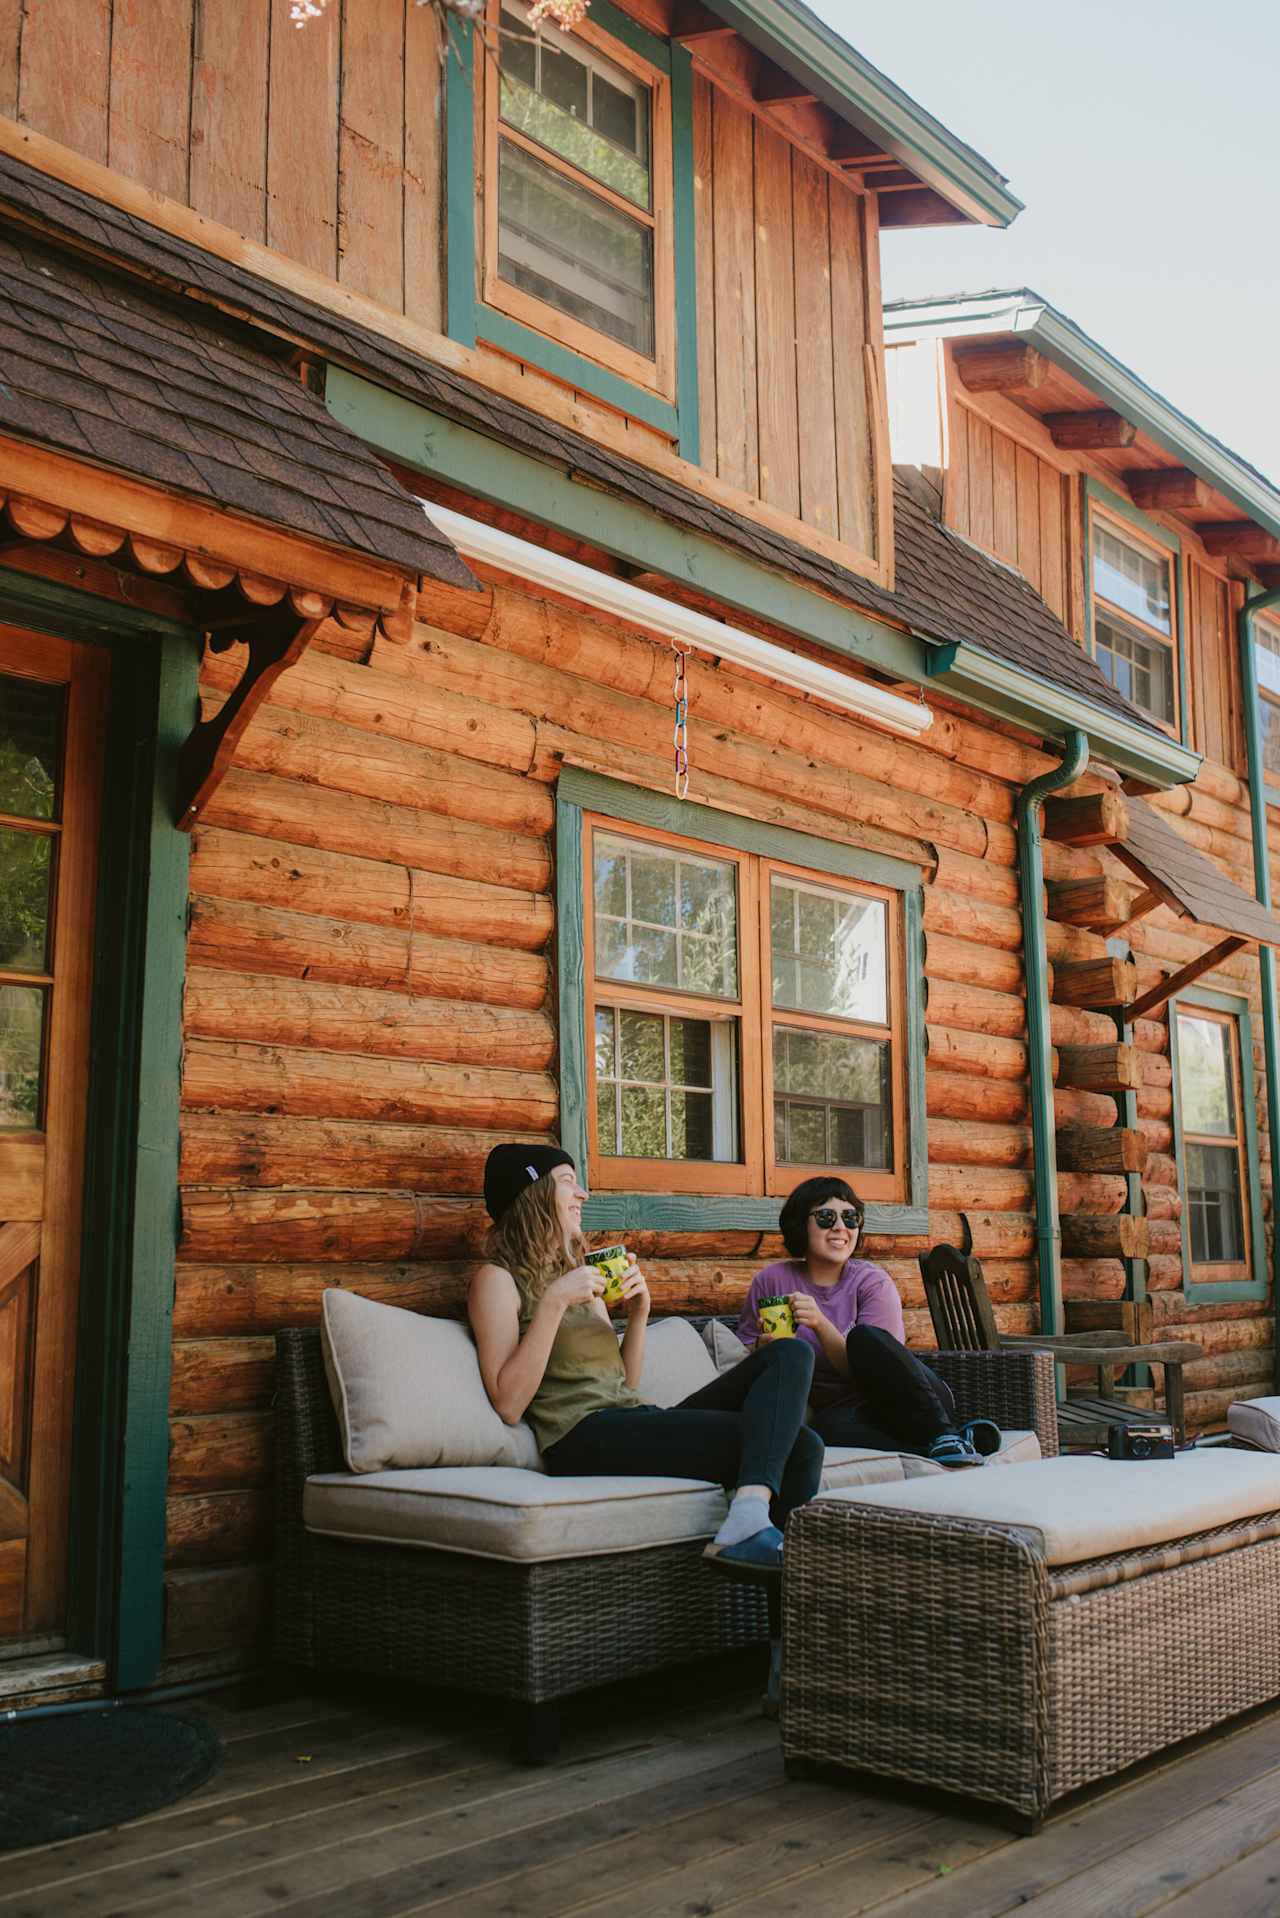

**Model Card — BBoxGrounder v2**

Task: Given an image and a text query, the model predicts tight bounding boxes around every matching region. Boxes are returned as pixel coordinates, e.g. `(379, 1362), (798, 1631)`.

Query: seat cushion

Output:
(1228, 1397), (1280, 1451)
(813, 1450), (1280, 1566)
(304, 1467), (729, 1563)
(820, 1447), (905, 1490)
(702, 1319), (751, 1375)
(321, 1290), (541, 1474)
(899, 1428), (1041, 1477)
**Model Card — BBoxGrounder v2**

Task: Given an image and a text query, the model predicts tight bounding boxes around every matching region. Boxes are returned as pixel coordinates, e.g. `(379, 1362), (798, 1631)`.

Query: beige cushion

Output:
(304, 1467), (728, 1563)
(702, 1319), (751, 1374)
(636, 1317), (718, 1407)
(1228, 1397), (1280, 1451)
(820, 1447), (905, 1490)
(899, 1428), (1041, 1477)
(321, 1290), (541, 1475)
(814, 1450), (1280, 1566)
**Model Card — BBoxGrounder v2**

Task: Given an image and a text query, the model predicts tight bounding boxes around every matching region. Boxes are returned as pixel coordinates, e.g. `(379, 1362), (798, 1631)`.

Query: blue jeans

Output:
(542, 1338), (823, 1521)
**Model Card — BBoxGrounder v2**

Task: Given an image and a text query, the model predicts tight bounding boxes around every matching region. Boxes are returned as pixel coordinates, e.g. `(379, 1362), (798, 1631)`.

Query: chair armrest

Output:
(1000, 1335), (1204, 1367)
(923, 1347), (1059, 1459)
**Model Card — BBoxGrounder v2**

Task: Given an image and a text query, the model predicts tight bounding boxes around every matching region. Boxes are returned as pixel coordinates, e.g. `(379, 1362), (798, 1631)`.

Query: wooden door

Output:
(0, 626), (107, 1646)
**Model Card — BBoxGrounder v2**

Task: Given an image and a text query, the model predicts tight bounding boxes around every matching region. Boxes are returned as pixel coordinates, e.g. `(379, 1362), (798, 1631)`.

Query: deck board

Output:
(11, 1674), (1280, 1917)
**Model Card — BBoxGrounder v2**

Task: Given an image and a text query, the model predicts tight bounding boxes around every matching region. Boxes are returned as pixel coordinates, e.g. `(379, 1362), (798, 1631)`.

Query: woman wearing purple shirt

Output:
(739, 1177), (989, 1468)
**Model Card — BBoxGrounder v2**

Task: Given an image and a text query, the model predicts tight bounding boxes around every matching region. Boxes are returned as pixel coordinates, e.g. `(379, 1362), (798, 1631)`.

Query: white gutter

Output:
(423, 501), (935, 740)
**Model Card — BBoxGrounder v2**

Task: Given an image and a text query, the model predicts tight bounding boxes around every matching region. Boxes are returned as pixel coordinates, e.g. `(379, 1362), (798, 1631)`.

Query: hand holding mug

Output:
(548, 1266), (605, 1311)
(789, 1291), (825, 1331)
(618, 1258), (650, 1319)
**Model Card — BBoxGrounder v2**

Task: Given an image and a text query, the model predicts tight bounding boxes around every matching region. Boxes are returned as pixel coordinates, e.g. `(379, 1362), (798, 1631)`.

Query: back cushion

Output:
(321, 1290), (542, 1474)
(636, 1317), (718, 1407)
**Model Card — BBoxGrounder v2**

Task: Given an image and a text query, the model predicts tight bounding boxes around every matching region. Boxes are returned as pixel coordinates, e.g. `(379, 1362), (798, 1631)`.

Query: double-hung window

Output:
(1173, 1002), (1253, 1284)
(1254, 614), (1280, 787)
(484, 0), (674, 397)
(1090, 513), (1179, 731)
(584, 814), (909, 1202)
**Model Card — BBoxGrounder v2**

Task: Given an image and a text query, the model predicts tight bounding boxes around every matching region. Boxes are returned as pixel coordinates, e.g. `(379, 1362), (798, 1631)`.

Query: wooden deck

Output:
(10, 1658), (1280, 1917)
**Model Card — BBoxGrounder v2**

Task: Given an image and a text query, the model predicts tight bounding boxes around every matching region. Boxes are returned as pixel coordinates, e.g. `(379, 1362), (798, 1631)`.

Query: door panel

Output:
(0, 625), (107, 1640)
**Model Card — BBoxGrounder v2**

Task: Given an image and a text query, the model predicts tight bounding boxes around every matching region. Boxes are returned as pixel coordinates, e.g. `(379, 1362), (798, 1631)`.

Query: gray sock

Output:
(713, 1493), (772, 1548)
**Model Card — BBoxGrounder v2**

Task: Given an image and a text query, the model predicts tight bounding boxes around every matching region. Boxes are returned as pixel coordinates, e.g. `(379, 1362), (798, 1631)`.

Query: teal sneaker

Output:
(927, 1431), (984, 1469)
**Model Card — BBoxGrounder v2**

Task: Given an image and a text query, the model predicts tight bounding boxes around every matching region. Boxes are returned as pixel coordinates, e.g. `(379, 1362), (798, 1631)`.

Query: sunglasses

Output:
(810, 1207), (862, 1231)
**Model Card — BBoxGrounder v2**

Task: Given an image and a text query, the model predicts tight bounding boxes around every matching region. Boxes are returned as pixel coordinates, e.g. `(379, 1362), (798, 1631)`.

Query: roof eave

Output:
(926, 638), (1203, 790)
(703, 0), (1023, 228)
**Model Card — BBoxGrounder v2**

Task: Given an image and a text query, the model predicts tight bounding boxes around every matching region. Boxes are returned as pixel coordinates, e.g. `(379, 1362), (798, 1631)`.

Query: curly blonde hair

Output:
(483, 1174), (585, 1309)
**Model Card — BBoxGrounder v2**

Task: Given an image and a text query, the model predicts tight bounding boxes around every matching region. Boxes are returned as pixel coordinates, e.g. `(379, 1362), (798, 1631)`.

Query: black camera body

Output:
(1107, 1422), (1176, 1461)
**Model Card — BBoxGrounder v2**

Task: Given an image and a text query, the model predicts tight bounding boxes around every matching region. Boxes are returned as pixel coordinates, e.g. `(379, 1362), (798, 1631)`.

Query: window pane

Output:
(1091, 521), (1171, 633)
(1178, 1014), (1236, 1137)
(0, 672), (62, 821)
(0, 982), (44, 1127)
(596, 998), (737, 1161)
(1186, 1141), (1245, 1264)
(1094, 613), (1175, 725)
(499, 1), (651, 208)
(0, 827), (52, 972)
(1256, 621), (1280, 700)
(770, 877), (887, 1021)
(497, 140), (654, 358)
(1262, 697), (1280, 783)
(773, 1026), (891, 1169)
(594, 833), (737, 999)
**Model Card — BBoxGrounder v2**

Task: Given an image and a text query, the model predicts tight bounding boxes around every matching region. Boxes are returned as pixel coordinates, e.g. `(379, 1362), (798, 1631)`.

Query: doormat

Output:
(0, 1706), (222, 1851)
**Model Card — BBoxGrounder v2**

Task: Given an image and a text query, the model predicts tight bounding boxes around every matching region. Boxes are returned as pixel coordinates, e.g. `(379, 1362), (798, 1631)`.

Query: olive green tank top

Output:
(522, 1300), (645, 1452)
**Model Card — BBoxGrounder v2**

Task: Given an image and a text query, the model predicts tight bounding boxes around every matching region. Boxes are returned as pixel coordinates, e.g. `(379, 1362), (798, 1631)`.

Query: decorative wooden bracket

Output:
(177, 583), (328, 829)
(1129, 935), (1249, 1022)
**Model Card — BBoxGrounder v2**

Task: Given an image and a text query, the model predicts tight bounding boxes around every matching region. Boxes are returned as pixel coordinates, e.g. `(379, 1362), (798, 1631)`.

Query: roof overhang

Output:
(694, 0), (1022, 227)
(884, 290), (1280, 545)
(924, 635), (1203, 792)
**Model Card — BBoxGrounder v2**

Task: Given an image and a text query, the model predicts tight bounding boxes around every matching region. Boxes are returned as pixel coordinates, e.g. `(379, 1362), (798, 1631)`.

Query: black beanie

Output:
(484, 1142), (575, 1224)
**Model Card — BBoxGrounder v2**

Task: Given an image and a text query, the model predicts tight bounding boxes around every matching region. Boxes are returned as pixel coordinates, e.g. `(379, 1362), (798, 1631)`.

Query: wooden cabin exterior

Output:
(0, 4), (1274, 1710)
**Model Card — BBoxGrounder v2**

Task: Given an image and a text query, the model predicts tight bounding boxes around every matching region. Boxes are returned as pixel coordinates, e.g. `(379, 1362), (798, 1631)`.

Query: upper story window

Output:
(487, 0), (674, 395)
(1254, 615), (1280, 784)
(1090, 513), (1178, 730)
(585, 817), (908, 1201)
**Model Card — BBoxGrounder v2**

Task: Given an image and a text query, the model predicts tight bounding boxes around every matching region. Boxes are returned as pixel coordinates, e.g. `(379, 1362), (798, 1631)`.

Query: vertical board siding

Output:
(710, 90), (758, 496)
(1190, 561), (1244, 775)
(751, 121), (799, 519)
(0, 0), (18, 118)
(190, 0), (270, 239)
(18, 0), (111, 163)
(791, 152), (838, 536)
(108, 0), (194, 203)
(338, 0), (406, 304)
(948, 407), (1070, 627)
(967, 413), (994, 553)
(267, 0), (340, 276)
(1014, 443), (1041, 590)
(990, 426), (1017, 567)
(404, 0), (445, 331)
(691, 70), (717, 481)
(1038, 462), (1068, 622)
(827, 173), (874, 555)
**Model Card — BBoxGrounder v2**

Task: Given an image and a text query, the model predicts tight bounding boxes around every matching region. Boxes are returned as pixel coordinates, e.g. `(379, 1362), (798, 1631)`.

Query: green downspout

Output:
(1238, 589), (1280, 1389)
(1017, 728), (1090, 1337)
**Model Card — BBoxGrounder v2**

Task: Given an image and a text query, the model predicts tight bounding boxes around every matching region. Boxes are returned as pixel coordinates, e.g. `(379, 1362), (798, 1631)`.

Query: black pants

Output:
(543, 1338), (823, 1522)
(810, 1325), (958, 1457)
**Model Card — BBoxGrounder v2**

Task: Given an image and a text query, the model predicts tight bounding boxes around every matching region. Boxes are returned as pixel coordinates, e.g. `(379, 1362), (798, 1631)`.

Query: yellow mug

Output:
(586, 1243), (629, 1305)
(758, 1296), (796, 1338)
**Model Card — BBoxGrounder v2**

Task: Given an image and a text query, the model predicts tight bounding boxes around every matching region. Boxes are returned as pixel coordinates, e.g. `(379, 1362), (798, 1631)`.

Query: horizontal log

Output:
(954, 342), (1047, 393)
(931, 847), (1019, 910)
(1137, 1117), (1173, 1152)
(189, 829), (553, 952)
(1183, 1348), (1274, 1392)
(179, 1114), (548, 1195)
(922, 887), (1023, 952)
(1143, 1153), (1178, 1189)
(1125, 468), (1210, 512)
(926, 1070), (1029, 1125)
(1056, 1043), (1142, 1093)
(1147, 1218), (1183, 1258)
(1047, 875), (1138, 930)
(183, 1038), (558, 1131)
(1156, 1317), (1273, 1356)
(1145, 1254), (1184, 1291)
(1060, 1258), (1127, 1301)
(189, 897), (549, 1011)
(1154, 1293), (1271, 1326)
(963, 1212), (1035, 1259)
(172, 1261), (474, 1336)
(1052, 958), (1137, 1010)
(925, 930), (1025, 996)
(1201, 524), (1280, 561)
(204, 768), (551, 894)
(1042, 790), (1128, 848)
(1142, 1185), (1181, 1222)
(927, 1116), (1031, 1167)
(170, 1337), (275, 1415)
(925, 978), (1025, 1039)
(180, 1190), (489, 1263)
(1055, 1125), (1148, 1175)
(165, 1565), (268, 1658)
(926, 1166), (1033, 1212)
(168, 1411), (272, 1492)
(1185, 1384), (1269, 1432)
(1044, 410), (1136, 450)
(1136, 1083), (1173, 1121)
(1057, 1174), (1128, 1215)
(925, 1024), (1027, 1080)
(184, 970), (555, 1069)
(1065, 1299), (1154, 1341)
(1060, 1214), (1151, 1260)
(166, 1491), (271, 1568)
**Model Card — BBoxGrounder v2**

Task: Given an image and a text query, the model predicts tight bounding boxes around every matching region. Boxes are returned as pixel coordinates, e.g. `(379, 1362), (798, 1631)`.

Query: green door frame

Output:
(0, 567), (196, 1690)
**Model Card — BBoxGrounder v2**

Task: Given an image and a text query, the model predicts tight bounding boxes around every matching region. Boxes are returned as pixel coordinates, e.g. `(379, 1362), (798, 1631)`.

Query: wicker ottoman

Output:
(782, 1452), (1280, 1826)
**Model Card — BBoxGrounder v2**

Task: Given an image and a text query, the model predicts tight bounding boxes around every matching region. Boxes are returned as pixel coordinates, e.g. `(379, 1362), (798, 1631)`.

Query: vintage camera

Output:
(1107, 1422), (1176, 1461)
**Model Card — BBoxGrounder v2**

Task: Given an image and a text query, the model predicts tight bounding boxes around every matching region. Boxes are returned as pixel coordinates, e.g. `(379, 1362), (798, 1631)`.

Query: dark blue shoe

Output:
(962, 1418), (1002, 1458)
(703, 1525), (784, 1576)
(927, 1431), (984, 1469)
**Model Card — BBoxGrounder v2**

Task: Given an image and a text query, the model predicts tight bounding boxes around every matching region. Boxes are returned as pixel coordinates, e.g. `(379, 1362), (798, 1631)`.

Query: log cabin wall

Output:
(163, 524), (1266, 1670)
(937, 361), (1272, 1439)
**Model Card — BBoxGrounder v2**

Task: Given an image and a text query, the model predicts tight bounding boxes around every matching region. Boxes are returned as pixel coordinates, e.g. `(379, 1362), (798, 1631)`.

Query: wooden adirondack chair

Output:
(919, 1244), (1203, 1446)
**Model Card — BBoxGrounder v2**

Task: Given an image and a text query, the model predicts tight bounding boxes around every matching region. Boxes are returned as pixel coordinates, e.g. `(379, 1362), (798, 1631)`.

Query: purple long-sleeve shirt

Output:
(738, 1259), (905, 1410)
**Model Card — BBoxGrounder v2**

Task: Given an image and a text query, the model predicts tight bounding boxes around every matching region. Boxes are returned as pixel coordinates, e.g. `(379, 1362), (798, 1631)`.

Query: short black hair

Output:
(778, 1177), (865, 1258)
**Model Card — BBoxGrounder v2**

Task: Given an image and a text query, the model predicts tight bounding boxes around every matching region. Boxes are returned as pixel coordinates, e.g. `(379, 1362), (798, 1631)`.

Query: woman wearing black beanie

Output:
(469, 1143), (822, 1572)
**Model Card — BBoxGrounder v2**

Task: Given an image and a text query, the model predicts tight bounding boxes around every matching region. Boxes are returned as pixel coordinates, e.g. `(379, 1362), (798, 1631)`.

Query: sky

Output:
(812, 0), (1280, 486)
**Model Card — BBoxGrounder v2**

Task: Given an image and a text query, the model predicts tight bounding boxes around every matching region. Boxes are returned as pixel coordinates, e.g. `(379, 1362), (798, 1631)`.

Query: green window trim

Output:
(1082, 476), (1189, 750)
(556, 767), (928, 1236)
(445, 8), (700, 457)
(1168, 983), (1267, 1304)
